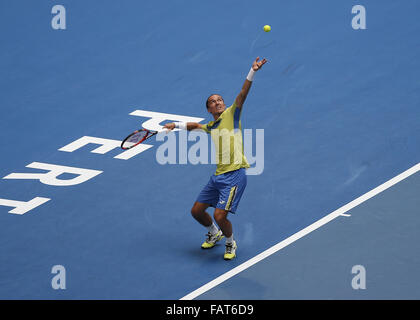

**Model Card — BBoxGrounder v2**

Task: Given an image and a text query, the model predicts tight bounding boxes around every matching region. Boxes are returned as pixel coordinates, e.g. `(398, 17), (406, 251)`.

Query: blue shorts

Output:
(196, 168), (247, 214)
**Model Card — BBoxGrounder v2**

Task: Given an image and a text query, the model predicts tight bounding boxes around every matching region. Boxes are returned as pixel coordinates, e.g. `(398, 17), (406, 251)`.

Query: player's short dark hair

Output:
(206, 94), (223, 109)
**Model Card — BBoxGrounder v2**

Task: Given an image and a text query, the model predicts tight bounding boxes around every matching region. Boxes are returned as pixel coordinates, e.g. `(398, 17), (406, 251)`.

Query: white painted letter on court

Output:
(51, 5), (66, 30)
(59, 135), (153, 160)
(0, 197), (50, 215)
(351, 265), (366, 289)
(3, 162), (102, 186)
(51, 265), (66, 290)
(129, 110), (204, 132)
(352, 5), (366, 30)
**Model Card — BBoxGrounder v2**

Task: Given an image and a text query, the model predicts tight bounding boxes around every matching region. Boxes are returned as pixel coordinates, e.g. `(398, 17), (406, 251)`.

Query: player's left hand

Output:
(252, 57), (267, 71)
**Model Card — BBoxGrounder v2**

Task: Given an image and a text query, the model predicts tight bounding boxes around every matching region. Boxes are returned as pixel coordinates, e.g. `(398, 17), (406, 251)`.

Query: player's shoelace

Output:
(206, 232), (215, 243)
(225, 243), (234, 253)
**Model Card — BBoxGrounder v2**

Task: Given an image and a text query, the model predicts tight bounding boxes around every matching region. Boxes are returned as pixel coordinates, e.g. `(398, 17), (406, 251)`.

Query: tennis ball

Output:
(263, 25), (271, 32)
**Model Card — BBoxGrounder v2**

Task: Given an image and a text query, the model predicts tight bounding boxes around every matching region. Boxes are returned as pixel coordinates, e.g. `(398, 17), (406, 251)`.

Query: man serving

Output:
(164, 57), (267, 260)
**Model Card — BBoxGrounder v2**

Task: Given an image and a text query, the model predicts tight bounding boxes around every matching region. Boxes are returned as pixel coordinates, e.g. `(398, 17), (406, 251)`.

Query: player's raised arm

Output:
(235, 57), (267, 110)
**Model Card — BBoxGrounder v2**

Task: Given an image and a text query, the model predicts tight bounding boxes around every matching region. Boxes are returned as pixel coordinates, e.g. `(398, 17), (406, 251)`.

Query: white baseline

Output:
(181, 162), (420, 300)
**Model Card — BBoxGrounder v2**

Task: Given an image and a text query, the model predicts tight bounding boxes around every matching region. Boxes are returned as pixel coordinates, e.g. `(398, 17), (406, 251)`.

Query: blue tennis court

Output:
(0, 0), (419, 300)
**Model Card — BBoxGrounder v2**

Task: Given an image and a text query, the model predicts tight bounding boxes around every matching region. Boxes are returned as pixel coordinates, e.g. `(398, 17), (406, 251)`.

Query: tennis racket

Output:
(121, 128), (164, 150)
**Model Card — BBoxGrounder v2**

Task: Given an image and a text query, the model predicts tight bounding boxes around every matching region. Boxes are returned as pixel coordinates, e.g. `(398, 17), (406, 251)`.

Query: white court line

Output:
(181, 162), (420, 300)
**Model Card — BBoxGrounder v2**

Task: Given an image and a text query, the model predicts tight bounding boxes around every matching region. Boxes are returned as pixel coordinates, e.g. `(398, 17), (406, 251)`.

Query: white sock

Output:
(207, 223), (219, 235)
(225, 234), (234, 245)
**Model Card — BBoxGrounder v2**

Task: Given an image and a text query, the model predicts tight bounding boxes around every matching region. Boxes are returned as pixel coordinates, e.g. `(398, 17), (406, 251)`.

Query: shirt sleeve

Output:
(201, 123), (210, 133)
(224, 101), (237, 116)
(225, 101), (242, 129)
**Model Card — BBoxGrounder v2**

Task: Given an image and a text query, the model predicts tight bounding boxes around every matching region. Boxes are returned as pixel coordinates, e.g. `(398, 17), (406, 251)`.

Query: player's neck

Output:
(213, 112), (222, 121)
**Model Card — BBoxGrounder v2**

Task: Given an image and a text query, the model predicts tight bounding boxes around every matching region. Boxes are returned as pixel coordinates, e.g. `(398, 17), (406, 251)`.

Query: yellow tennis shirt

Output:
(201, 102), (250, 175)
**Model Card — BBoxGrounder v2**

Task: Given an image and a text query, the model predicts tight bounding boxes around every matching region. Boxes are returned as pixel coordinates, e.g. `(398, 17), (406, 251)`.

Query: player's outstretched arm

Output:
(235, 57), (267, 110)
(163, 122), (203, 131)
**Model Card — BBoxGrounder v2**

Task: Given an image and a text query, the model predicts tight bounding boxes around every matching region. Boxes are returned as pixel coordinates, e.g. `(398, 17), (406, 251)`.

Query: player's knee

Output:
(191, 205), (202, 218)
(213, 210), (227, 224)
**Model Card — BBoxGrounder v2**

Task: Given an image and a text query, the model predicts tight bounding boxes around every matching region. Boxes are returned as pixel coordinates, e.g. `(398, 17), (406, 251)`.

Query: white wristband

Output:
(246, 67), (255, 81)
(175, 122), (187, 130)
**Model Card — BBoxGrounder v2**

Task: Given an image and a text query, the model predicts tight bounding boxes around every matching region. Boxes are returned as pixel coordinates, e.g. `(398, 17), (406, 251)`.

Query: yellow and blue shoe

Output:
(224, 240), (237, 260)
(201, 230), (224, 249)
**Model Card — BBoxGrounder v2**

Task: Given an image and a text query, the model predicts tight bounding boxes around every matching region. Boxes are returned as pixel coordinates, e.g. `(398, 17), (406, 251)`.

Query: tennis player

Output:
(164, 57), (267, 260)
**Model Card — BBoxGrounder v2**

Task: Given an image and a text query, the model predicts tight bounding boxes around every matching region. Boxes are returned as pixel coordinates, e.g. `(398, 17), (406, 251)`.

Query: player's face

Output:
(207, 95), (226, 115)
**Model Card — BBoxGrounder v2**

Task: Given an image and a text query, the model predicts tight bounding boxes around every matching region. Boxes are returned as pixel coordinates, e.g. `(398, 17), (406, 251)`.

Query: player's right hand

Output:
(163, 123), (176, 131)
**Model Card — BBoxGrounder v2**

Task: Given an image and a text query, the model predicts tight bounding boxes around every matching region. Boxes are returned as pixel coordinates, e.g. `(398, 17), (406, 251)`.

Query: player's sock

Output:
(225, 234), (234, 245)
(207, 222), (219, 235)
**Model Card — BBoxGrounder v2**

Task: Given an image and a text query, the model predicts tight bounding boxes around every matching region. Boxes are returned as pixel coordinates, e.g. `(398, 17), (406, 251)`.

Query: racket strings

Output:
(122, 130), (149, 149)
(128, 131), (147, 143)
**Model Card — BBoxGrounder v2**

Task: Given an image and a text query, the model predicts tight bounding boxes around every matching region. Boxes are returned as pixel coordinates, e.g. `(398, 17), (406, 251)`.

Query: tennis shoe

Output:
(201, 230), (224, 249)
(224, 240), (237, 260)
